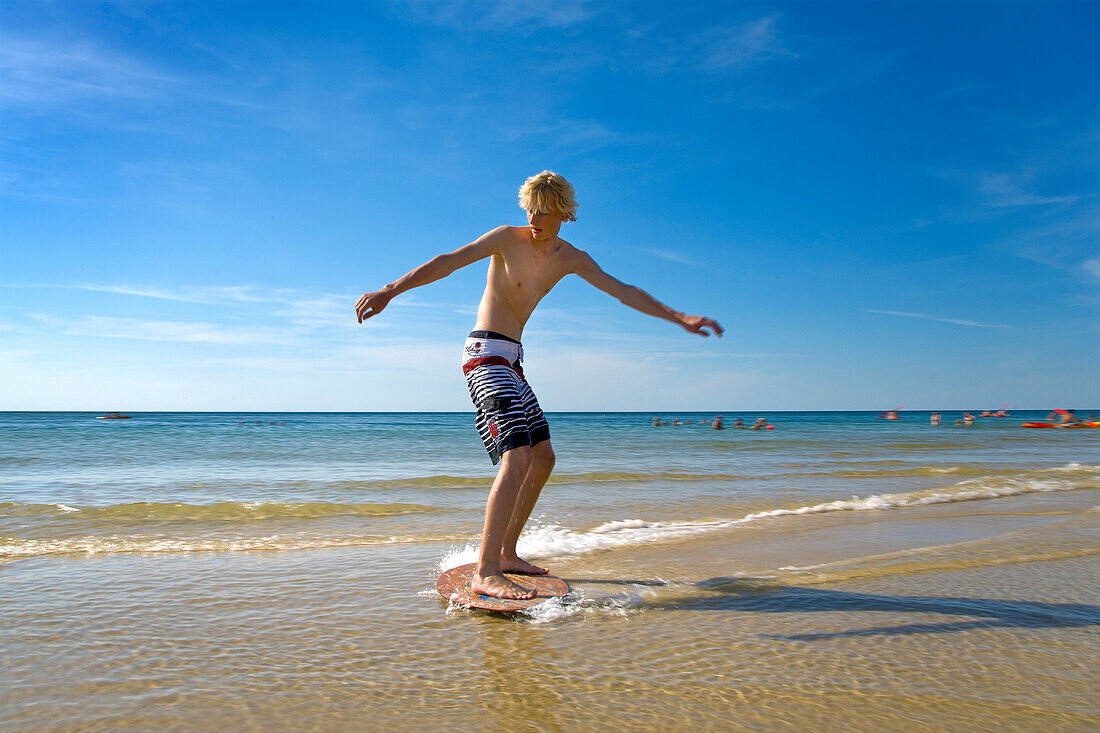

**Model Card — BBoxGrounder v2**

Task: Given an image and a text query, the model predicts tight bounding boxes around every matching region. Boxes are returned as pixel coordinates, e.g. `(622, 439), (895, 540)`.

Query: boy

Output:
(355, 171), (723, 599)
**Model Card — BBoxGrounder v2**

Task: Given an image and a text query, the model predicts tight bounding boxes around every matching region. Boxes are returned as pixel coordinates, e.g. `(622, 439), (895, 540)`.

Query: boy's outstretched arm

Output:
(572, 250), (724, 337)
(355, 227), (506, 323)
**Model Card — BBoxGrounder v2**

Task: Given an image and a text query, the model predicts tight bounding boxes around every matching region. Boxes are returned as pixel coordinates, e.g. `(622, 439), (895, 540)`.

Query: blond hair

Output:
(518, 170), (578, 222)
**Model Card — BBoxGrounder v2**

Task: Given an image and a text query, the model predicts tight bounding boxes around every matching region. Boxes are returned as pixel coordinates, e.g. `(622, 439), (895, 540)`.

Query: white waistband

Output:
(462, 336), (523, 365)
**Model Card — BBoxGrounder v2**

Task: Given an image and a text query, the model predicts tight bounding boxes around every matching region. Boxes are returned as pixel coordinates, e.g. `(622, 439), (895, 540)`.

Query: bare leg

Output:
(501, 440), (555, 575)
(470, 446), (537, 600)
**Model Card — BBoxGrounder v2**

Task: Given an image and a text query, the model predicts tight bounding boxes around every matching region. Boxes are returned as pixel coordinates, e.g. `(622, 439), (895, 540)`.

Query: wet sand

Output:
(5, 491), (1097, 732)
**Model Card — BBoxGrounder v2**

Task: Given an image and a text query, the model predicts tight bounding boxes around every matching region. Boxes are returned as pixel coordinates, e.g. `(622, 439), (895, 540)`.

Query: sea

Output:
(2, 410), (1097, 731)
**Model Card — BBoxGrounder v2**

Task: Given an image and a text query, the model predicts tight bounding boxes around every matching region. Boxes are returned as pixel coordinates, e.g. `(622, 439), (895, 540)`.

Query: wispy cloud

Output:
(25, 283), (455, 337)
(571, 348), (786, 359)
(1082, 257), (1100, 282)
(193, 355), (358, 373)
(274, 294), (368, 331)
(614, 13), (796, 79)
(642, 248), (697, 267)
(62, 316), (293, 345)
(0, 36), (176, 110)
(78, 284), (293, 304)
(695, 14), (793, 72)
(501, 118), (634, 153)
(1000, 203), (1100, 281)
(978, 171), (1077, 208)
(863, 310), (1007, 328)
(529, 345), (765, 410)
(398, 0), (593, 31)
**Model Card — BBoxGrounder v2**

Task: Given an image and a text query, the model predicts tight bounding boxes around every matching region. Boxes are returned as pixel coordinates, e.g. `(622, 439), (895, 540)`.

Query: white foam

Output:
(521, 583), (667, 623)
(591, 519), (649, 532)
(0, 532), (466, 561)
(436, 542), (479, 570)
(437, 463), (1098, 571)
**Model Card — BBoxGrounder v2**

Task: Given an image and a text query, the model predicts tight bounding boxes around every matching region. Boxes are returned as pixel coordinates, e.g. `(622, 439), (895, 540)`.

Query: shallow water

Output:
(2, 411), (1098, 730)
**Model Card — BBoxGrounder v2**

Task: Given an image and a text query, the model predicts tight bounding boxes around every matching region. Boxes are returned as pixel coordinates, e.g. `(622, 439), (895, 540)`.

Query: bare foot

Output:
(469, 573), (537, 600)
(501, 555), (548, 575)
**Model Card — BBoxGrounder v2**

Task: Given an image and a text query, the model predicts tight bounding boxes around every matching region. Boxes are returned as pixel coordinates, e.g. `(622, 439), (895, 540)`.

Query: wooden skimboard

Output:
(436, 562), (569, 612)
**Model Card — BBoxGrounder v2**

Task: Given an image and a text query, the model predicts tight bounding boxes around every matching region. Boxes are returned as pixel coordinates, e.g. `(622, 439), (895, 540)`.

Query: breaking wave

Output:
(438, 463), (1099, 569)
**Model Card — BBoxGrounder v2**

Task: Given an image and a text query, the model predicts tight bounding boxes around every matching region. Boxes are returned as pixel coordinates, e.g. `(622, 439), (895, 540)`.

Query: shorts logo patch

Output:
(488, 420), (499, 439)
(464, 342), (482, 356)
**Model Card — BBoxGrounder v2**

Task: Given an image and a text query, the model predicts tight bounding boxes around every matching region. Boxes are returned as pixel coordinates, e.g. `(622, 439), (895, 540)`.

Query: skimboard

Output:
(436, 562), (569, 612)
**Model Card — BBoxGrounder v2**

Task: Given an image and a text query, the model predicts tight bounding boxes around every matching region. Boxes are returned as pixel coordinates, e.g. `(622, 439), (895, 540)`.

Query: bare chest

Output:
(488, 247), (570, 303)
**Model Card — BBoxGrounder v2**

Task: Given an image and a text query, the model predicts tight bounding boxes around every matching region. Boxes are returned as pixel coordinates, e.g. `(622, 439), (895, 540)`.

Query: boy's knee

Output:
(501, 445), (534, 471)
(533, 441), (555, 467)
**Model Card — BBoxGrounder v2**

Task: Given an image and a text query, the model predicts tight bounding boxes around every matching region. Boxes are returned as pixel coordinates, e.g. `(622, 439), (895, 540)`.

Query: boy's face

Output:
(526, 207), (565, 242)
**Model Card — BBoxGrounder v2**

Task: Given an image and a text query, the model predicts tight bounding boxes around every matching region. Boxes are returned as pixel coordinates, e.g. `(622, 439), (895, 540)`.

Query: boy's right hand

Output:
(355, 290), (392, 323)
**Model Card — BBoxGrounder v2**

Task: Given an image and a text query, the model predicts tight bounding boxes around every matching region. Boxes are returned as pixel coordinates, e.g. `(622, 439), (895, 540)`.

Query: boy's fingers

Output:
(702, 318), (723, 337)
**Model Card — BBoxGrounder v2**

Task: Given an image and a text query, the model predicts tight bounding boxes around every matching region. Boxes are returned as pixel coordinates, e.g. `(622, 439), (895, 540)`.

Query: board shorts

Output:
(462, 330), (551, 465)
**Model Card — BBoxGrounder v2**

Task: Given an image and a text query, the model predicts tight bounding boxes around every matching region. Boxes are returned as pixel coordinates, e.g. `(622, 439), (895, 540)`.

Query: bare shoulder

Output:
(482, 224), (524, 244)
(555, 239), (597, 273)
(461, 225), (525, 259)
(486, 225), (529, 249)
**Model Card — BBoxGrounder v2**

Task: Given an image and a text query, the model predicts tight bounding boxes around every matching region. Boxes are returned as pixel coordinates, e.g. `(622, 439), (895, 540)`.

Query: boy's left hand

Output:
(682, 315), (723, 337)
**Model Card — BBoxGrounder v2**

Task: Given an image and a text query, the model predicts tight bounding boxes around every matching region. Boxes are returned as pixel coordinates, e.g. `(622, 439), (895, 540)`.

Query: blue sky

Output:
(1, 0), (1097, 411)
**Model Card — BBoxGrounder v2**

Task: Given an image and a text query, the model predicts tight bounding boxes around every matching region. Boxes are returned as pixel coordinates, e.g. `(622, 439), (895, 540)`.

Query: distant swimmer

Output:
(672, 419), (683, 426)
(733, 418), (744, 428)
(930, 412), (941, 426)
(1058, 409), (1080, 425)
(750, 417), (767, 430)
(652, 417), (663, 427)
(963, 412), (975, 426)
(356, 171), (722, 600)
(713, 415), (724, 430)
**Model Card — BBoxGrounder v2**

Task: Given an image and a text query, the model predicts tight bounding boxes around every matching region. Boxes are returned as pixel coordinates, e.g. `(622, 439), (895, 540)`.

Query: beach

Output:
(2, 411), (1097, 731)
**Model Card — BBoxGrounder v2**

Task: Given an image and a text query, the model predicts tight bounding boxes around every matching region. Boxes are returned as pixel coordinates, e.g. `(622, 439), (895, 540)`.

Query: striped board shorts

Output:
(462, 330), (551, 465)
